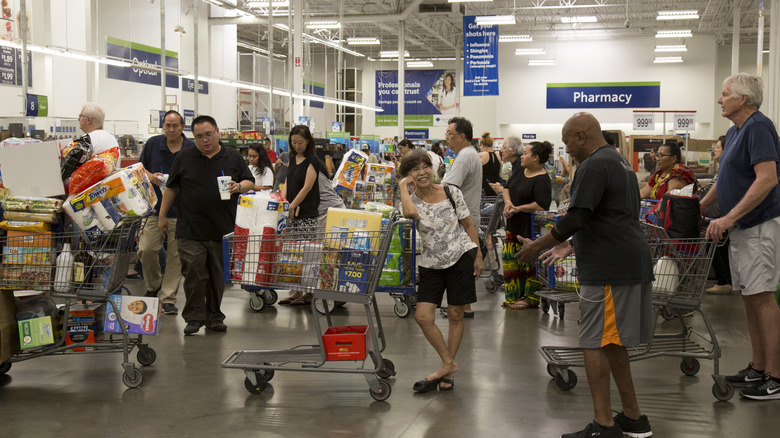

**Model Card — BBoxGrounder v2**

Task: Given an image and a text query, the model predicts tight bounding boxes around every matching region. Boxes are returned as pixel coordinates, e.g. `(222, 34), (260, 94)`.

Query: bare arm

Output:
(699, 182), (717, 210)
(639, 183), (652, 199)
(157, 186), (179, 238)
(289, 163), (317, 219)
(513, 201), (544, 214)
(459, 215), (484, 277)
(666, 177), (687, 192)
(398, 177), (419, 221)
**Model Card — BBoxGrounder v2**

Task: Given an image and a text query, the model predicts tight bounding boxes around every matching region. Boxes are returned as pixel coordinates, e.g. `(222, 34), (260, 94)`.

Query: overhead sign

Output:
(0, 46), (32, 87)
(673, 113), (695, 131)
(547, 82), (660, 109)
(522, 134), (536, 140)
(106, 36), (179, 88)
(633, 113), (655, 130)
(304, 80), (324, 109)
(404, 128), (429, 140)
(182, 78), (209, 94)
(463, 16), (499, 96)
(26, 94), (48, 117)
(375, 69), (445, 127)
(183, 109), (195, 132)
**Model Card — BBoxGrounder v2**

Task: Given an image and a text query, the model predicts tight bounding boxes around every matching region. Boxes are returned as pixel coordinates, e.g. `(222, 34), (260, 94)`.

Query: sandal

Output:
(439, 377), (455, 391)
(413, 377), (441, 393)
(508, 299), (539, 310)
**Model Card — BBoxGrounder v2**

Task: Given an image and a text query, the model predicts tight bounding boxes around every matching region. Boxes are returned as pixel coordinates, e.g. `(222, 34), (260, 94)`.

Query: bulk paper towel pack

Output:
(63, 163), (157, 240)
(231, 192), (289, 285)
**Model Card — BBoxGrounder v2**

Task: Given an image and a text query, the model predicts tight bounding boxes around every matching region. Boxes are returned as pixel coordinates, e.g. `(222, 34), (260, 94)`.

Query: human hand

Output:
(503, 201), (515, 218)
(514, 237), (541, 265)
(473, 253), (483, 277)
(399, 177), (415, 194)
(540, 241), (573, 266)
(151, 172), (164, 186)
(706, 216), (734, 243)
(158, 216), (169, 238)
(489, 182), (503, 194)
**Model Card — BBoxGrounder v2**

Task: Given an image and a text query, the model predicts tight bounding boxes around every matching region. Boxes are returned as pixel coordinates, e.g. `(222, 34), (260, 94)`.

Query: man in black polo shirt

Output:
(158, 115), (254, 335)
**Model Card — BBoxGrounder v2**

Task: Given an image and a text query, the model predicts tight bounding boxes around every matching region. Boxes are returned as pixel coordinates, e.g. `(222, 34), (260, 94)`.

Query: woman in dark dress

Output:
(479, 132), (502, 196)
(501, 140), (552, 309)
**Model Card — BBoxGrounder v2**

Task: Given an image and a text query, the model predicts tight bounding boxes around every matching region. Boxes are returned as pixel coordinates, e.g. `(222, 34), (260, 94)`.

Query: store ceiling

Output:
(230, 0), (767, 60)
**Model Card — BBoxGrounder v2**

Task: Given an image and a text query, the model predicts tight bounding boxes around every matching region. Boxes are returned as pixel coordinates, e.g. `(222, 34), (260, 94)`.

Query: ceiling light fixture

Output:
(0, 39), (134, 68)
(515, 48), (546, 55)
(655, 30), (692, 38)
(528, 59), (556, 66)
(407, 61), (433, 67)
(380, 50), (410, 58)
(657, 10), (699, 20)
(346, 37), (380, 46)
(306, 21), (341, 29)
(655, 45), (687, 52)
(237, 41), (287, 59)
(499, 34), (533, 42)
(246, 0), (289, 7)
(475, 15), (516, 26)
(653, 56), (683, 63)
(560, 16), (597, 23)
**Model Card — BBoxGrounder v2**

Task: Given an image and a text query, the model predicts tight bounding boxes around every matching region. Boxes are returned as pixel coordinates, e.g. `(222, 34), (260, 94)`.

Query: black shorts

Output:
(417, 248), (478, 306)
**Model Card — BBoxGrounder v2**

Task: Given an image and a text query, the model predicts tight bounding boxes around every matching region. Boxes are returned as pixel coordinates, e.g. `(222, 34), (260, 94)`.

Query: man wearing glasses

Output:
(158, 115), (254, 335)
(441, 117), (483, 318)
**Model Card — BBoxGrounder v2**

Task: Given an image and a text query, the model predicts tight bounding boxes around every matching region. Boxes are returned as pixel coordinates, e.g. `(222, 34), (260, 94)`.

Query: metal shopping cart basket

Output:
(220, 217), (408, 401)
(375, 220), (418, 318)
(539, 222), (729, 400)
(531, 211), (579, 318)
(479, 194), (505, 293)
(0, 217), (155, 388)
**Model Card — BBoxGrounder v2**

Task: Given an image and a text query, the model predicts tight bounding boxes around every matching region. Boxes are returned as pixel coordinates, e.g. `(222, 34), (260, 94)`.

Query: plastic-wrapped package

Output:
(2, 196), (63, 213)
(0, 220), (50, 233)
(68, 153), (116, 195)
(332, 149), (368, 191)
(60, 135), (93, 180)
(2, 211), (59, 223)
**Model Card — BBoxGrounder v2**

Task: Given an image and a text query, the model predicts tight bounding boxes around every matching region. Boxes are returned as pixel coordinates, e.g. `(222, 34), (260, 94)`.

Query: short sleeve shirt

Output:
(505, 170), (552, 238)
(718, 111), (780, 228)
(410, 186), (477, 269)
(442, 146), (483, 227)
(137, 133), (195, 217)
(167, 145), (254, 241)
(87, 129), (120, 170)
(569, 146), (653, 285)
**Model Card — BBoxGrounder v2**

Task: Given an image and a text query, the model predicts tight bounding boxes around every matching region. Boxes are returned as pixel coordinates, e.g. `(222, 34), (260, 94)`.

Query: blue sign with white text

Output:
(182, 78), (209, 94)
(404, 129), (429, 140)
(106, 37), (179, 88)
(463, 16), (498, 96)
(546, 82), (660, 109)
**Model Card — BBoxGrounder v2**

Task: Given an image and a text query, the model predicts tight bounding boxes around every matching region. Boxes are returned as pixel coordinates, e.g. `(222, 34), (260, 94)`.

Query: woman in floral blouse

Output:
(640, 142), (697, 199)
(399, 150), (483, 393)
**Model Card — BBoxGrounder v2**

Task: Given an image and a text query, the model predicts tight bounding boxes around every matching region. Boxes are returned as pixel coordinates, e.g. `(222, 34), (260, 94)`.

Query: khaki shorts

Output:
(578, 283), (654, 349)
(729, 216), (780, 296)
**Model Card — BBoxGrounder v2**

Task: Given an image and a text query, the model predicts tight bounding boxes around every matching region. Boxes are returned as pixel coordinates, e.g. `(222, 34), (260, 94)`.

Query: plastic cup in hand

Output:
(217, 176), (232, 200)
(159, 174), (169, 191)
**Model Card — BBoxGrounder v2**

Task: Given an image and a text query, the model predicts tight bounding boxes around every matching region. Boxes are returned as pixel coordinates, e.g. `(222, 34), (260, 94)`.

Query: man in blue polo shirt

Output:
(137, 110), (194, 316)
(701, 73), (780, 400)
(158, 115), (254, 335)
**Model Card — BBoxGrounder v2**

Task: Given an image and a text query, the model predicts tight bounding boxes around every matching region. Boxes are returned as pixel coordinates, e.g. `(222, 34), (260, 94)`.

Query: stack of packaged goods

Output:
(231, 192), (289, 286)
(332, 149), (368, 209)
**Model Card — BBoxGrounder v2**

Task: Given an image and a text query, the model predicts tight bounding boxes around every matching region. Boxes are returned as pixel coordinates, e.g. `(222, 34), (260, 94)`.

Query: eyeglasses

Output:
(194, 131), (216, 141)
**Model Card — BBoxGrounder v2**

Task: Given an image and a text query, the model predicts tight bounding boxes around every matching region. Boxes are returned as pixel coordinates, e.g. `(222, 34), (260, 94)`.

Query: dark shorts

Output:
(417, 248), (478, 306)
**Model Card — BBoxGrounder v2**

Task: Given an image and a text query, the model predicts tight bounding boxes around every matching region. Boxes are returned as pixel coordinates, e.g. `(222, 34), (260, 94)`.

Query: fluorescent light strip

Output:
(515, 48), (546, 55)
(237, 41), (286, 59)
(655, 45), (687, 52)
(475, 15), (516, 26)
(528, 59), (556, 66)
(304, 34), (365, 57)
(407, 61), (433, 67)
(246, 0), (289, 7)
(657, 10), (699, 20)
(0, 39), (133, 67)
(380, 50), (410, 58)
(306, 21), (341, 29)
(656, 30), (692, 38)
(560, 16), (597, 23)
(653, 56), (683, 63)
(346, 37), (380, 45)
(499, 35), (533, 42)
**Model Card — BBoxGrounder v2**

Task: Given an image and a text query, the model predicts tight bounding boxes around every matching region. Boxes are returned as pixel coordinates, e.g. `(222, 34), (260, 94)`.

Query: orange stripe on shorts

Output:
(601, 285), (622, 347)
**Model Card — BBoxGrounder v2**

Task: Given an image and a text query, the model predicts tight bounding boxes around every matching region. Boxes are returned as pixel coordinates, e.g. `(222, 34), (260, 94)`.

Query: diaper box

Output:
(103, 295), (161, 335)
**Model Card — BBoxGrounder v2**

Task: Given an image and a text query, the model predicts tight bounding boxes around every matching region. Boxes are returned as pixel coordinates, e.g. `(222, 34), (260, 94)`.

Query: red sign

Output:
(295, 56), (301, 67)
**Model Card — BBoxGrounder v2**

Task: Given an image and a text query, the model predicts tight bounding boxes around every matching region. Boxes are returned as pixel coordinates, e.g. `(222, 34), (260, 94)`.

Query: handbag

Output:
(646, 193), (702, 239)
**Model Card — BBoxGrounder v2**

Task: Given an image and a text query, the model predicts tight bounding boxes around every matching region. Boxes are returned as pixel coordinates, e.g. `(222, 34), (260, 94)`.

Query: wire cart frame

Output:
(221, 218), (410, 401)
(539, 222), (731, 400)
(479, 194), (505, 294)
(0, 217), (156, 388)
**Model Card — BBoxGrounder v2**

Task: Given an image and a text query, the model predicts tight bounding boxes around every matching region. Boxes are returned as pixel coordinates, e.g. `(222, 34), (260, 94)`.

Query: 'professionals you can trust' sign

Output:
(546, 82), (660, 109)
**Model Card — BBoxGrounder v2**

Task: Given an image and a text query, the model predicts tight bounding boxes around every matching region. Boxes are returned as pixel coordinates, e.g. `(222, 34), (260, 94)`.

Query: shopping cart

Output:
(221, 217), (407, 401)
(539, 222), (728, 400)
(530, 211), (579, 318)
(0, 217), (155, 388)
(479, 194), (505, 293)
(375, 220), (418, 318)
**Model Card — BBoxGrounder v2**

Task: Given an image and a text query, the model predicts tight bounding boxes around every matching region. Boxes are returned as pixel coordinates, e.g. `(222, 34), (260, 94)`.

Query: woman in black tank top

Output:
(478, 132), (502, 196)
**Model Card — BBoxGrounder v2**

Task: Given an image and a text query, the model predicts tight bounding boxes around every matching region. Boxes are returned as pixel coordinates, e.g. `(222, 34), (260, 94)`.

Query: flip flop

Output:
(439, 377), (455, 391)
(413, 377), (441, 393)
(289, 298), (311, 306)
(278, 297), (295, 305)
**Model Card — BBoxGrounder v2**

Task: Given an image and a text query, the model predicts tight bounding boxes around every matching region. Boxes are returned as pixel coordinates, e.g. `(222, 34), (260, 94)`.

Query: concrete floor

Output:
(1, 276), (778, 438)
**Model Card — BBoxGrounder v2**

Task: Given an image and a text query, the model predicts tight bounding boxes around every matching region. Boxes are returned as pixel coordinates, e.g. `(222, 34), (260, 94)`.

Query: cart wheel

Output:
(377, 358), (396, 379)
(484, 279), (499, 294)
(541, 300), (551, 314)
(680, 358), (700, 376)
(262, 289), (278, 306)
(558, 303), (566, 319)
(546, 363), (556, 378)
(661, 306), (676, 321)
(394, 300), (411, 318)
(122, 368), (144, 388)
(314, 298), (335, 315)
(262, 365), (275, 382)
(244, 372), (267, 395)
(554, 369), (578, 391)
(370, 380), (392, 401)
(0, 361), (10, 374)
(249, 294), (266, 312)
(712, 382), (735, 401)
(335, 301), (347, 307)
(137, 347), (157, 366)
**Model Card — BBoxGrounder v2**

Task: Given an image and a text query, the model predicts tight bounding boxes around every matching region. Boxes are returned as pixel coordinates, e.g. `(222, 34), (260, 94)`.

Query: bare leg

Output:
(744, 292), (780, 375)
(415, 302), (458, 380)
(583, 348), (615, 427)
(604, 344), (640, 420)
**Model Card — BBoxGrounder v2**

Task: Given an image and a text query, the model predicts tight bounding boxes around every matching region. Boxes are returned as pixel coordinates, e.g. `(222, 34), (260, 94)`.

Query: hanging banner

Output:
(182, 78), (209, 94)
(0, 46), (32, 87)
(546, 82), (661, 109)
(375, 69), (446, 127)
(106, 36), (179, 88)
(304, 80), (324, 109)
(463, 16), (499, 96)
(25, 94), (47, 116)
(404, 128), (429, 140)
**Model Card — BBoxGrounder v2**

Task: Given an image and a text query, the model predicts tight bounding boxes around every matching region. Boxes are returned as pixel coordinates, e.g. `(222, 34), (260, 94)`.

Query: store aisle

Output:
(0, 280), (778, 438)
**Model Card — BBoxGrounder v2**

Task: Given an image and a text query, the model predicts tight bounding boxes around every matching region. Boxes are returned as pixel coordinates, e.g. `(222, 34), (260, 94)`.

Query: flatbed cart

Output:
(479, 194), (505, 293)
(539, 222), (730, 400)
(221, 218), (408, 401)
(0, 217), (156, 388)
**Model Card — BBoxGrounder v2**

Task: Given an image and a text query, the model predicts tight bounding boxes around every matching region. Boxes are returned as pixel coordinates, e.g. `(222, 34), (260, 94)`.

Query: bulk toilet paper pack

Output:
(231, 192), (289, 285)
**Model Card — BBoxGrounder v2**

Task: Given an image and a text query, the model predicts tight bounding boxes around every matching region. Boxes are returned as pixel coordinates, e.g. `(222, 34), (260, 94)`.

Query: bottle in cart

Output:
(54, 243), (74, 292)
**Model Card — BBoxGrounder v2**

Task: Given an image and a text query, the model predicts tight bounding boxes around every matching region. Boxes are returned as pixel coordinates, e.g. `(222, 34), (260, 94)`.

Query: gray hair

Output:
(724, 73), (763, 110)
(80, 102), (106, 128)
(503, 136), (524, 156)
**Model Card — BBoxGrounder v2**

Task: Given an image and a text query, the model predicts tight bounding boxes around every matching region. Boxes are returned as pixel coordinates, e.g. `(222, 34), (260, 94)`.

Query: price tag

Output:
(633, 113), (655, 131)
(673, 113), (696, 131)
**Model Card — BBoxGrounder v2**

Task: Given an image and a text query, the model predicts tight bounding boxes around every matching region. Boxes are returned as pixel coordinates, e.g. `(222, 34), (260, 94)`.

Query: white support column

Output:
(398, 21), (405, 139)
(268, 9), (275, 132)
(292, 0), (304, 121)
(757, 2), (765, 77)
(731, 4), (740, 75)
(160, 0), (166, 111)
(193, 0), (199, 114)
(766, 0), (779, 123)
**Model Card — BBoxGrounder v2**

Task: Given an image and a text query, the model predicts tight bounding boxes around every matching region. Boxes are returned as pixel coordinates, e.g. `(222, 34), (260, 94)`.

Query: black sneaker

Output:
(562, 421), (623, 438)
(206, 321), (227, 332)
(613, 412), (653, 437)
(183, 321), (203, 335)
(725, 362), (765, 384)
(162, 303), (178, 315)
(740, 375), (780, 400)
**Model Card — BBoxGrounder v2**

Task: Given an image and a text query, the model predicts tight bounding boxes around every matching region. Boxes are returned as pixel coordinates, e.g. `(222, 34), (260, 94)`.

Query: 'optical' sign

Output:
(546, 82), (660, 109)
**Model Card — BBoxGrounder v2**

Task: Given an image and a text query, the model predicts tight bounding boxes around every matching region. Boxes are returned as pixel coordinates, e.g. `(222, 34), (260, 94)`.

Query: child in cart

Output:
(398, 150), (483, 393)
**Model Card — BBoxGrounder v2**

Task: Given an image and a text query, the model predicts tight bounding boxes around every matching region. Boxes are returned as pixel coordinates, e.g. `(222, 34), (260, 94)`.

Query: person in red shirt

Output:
(263, 137), (278, 164)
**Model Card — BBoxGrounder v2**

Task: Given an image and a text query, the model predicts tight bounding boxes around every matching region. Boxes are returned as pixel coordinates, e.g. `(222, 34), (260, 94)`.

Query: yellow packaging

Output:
(324, 208), (383, 250)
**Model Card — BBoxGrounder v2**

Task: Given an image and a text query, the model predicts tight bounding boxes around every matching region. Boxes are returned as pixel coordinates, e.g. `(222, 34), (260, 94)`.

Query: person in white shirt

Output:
(247, 144), (274, 192)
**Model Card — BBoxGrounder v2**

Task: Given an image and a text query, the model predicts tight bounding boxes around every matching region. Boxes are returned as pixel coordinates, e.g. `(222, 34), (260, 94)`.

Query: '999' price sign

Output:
(673, 113), (696, 131)
(633, 113), (655, 131)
